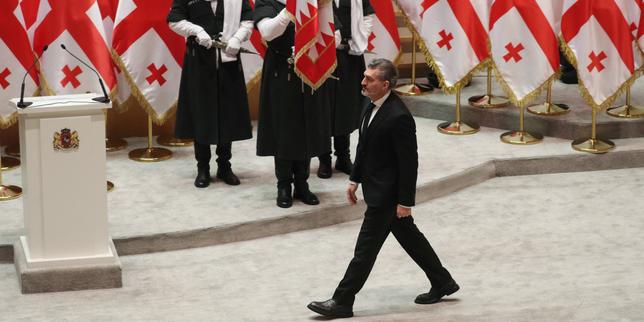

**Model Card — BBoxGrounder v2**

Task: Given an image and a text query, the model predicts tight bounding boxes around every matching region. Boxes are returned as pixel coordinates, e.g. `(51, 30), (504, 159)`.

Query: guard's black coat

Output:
(168, 0), (253, 145)
(254, 0), (332, 160)
(331, 0), (374, 136)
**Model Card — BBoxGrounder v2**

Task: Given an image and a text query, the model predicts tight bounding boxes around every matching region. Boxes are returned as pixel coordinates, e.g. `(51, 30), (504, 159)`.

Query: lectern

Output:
(9, 94), (122, 293)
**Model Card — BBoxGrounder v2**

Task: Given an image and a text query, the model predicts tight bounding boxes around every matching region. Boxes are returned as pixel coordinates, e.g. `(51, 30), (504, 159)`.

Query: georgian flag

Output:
(489, 0), (562, 107)
(628, 0), (643, 67)
(365, 0), (401, 64)
(287, 0), (337, 90)
(112, 0), (185, 123)
(1, 0), (38, 128)
(396, 0), (490, 93)
(561, 0), (639, 109)
(32, 0), (116, 97)
(241, 0), (266, 86)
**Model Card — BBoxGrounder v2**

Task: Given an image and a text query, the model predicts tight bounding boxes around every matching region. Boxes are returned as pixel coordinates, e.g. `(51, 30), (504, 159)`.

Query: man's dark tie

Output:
(362, 102), (376, 132)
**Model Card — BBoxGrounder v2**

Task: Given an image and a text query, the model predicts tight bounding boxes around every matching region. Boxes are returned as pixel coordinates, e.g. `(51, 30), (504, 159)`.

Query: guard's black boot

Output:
(276, 185), (293, 208)
(317, 154), (332, 179)
(294, 182), (319, 205)
(216, 168), (240, 186)
(194, 168), (211, 188)
(335, 155), (353, 175)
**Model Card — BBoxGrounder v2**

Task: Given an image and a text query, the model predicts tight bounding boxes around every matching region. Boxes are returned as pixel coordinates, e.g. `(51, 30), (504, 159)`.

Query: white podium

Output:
(9, 94), (121, 293)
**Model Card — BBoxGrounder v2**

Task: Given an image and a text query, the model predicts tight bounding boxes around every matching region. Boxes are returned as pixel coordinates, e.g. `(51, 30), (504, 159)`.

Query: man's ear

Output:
(384, 80), (390, 90)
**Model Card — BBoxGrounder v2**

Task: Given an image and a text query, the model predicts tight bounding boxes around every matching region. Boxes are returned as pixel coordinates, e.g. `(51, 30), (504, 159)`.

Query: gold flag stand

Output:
(469, 66), (510, 108)
(572, 109), (614, 153)
(0, 155), (20, 171)
(0, 153), (22, 201)
(527, 81), (570, 116)
(157, 135), (194, 147)
(129, 115), (173, 162)
(5, 145), (19, 157)
(438, 87), (480, 135)
(107, 181), (114, 192)
(606, 87), (644, 118)
(105, 113), (128, 152)
(500, 105), (543, 144)
(394, 34), (432, 96)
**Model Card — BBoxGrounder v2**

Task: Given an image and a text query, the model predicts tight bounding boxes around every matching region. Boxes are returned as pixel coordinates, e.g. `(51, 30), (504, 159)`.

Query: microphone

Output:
(17, 44), (48, 109)
(60, 44), (110, 104)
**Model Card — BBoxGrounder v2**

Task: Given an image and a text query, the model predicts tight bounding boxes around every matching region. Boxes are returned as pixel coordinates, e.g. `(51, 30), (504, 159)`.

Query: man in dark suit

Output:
(307, 59), (459, 318)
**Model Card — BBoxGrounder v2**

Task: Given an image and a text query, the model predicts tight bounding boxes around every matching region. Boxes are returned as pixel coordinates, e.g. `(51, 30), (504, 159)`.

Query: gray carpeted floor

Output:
(1, 167), (643, 321)
(3, 118), (644, 246)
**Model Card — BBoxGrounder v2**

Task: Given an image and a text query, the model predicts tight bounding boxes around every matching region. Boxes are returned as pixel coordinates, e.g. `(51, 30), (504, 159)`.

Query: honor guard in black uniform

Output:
(317, 0), (374, 179)
(168, 0), (253, 188)
(254, 0), (332, 208)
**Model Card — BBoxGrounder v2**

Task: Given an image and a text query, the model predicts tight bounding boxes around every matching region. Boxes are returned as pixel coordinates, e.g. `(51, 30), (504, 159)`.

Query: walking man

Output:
(308, 59), (459, 318)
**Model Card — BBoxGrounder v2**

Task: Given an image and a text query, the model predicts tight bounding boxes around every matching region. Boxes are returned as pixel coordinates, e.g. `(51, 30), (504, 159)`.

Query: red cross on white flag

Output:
(489, 0), (562, 107)
(561, 0), (639, 109)
(287, 0), (337, 90)
(396, 0), (490, 93)
(1, 0), (38, 128)
(365, 0), (401, 65)
(112, 0), (185, 124)
(32, 0), (116, 97)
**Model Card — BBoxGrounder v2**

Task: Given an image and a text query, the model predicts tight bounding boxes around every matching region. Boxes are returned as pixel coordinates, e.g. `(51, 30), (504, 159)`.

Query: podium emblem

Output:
(53, 128), (79, 151)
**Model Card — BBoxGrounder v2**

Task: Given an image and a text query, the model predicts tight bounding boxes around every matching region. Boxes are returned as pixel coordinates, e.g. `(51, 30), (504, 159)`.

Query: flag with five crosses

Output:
(396, 0), (490, 93)
(287, 0), (337, 90)
(561, 0), (640, 109)
(366, 0), (401, 65)
(0, 0), (39, 128)
(241, 0), (267, 88)
(488, 0), (562, 107)
(31, 0), (116, 97)
(111, 0), (185, 124)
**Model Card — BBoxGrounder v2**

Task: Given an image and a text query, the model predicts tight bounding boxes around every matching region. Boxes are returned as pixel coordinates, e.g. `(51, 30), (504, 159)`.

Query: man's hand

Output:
(396, 205), (411, 218)
(196, 30), (213, 49)
(346, 183), (358, 205)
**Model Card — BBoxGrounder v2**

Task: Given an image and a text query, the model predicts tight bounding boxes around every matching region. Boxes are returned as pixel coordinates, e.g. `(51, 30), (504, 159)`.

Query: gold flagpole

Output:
(572, 109), (615, 153)
(128, 115), (172, 162)
(606, 86), (644, 118)
(527, 81), (570, 116)
(500, 104), (543, 144)
(395, 34), (432, 96)
(437, 87), (480, 135)
(157, 135), (194, 147)
(0, 152), (22, 201)
(468, 65), (510, 108)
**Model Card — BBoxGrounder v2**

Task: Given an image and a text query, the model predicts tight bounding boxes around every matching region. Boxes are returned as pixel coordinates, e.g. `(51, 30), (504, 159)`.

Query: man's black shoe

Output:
(307, 299), (353, 318)
(294, 189), (320, 205)
(335, 156), (353, 175)
(277, 187), (293, 208)
(194, 170), (211, 188)
(216, 169), (241, 186)
(317, 161), (332, 179)
(415, 280), (460, 304)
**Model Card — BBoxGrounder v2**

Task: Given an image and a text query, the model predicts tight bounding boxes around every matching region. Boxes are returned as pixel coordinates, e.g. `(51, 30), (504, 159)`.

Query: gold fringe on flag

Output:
(392, 0), (488, 94)
(111, 49), (178, 126)
(559, 37), (640, 111)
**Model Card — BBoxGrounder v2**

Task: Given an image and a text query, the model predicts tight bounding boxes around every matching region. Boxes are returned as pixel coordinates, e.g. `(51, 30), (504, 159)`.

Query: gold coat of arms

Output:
(53, 128), (79, 151)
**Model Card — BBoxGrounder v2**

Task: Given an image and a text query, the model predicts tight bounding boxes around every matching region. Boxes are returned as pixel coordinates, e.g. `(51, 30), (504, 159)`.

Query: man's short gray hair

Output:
(367, 58), (398, 88)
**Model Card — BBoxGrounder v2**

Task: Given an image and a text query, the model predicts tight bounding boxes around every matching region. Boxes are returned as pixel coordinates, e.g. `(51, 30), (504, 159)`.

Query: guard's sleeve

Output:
(167, 0), (189, 23)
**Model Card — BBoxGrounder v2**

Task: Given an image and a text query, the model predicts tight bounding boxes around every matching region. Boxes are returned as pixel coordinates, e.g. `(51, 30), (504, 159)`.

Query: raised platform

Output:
(402, 76), (644, 140)
(2, 117), (644, 263)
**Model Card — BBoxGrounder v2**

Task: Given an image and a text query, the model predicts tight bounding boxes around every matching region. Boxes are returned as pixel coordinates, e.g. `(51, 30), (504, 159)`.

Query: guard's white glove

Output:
(335, 30), (342, 49)
(225, 37), (241, 56)
(196, 29), (213, 49)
